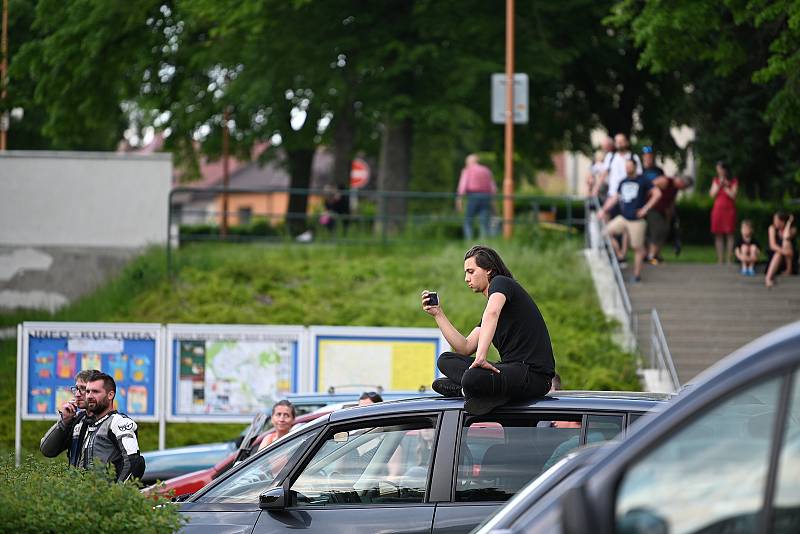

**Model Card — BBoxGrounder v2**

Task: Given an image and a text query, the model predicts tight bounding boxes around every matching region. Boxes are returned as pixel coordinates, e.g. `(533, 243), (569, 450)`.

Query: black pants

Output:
(437, 352), (551, 400)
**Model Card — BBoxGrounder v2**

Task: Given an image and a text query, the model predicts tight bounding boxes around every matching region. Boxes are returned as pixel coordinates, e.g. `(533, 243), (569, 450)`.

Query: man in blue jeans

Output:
(456, 154), (496, 240)
(421, 246), (555, 415)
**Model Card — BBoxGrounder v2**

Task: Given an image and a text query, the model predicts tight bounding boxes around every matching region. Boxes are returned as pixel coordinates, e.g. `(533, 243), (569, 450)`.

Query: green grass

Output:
(1, 236), (639, 456)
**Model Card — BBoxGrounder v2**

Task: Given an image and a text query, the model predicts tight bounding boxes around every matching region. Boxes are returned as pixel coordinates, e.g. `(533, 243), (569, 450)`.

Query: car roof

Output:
(327, 390), (670, 423)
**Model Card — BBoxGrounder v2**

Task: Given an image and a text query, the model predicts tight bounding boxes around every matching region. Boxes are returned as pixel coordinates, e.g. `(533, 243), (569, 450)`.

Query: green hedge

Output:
(180, 218), (288, 240)
(674, 195), (793, 246)
(0, 456), (184, 533)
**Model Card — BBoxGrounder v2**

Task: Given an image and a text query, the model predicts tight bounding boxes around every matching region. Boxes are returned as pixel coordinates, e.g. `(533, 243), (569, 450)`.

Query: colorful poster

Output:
(107, 353), (128, 382)
(169, 326), (304, 421)
(31, 386), (52, 414)
(81, 352), (102, 371)
(33, 352), (55, 380)
(130, 355), (151, 383)
(56, 352), (77, 379)
(115, 386), (127, 413)
(23, 324), (160, 421)
(128, 385), (149, 414)
(54, 386), (74, 412)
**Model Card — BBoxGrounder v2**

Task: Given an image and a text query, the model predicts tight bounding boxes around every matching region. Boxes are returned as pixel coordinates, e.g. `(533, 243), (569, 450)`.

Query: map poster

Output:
(309, 326), (448, 394)
(167, 325), (306, 422)
(20, 323), (162, 422)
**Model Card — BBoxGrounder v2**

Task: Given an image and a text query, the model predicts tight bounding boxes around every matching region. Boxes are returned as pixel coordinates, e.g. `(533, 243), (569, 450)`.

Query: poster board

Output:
(309, 326), (448, 393)
(166, 324), (306, 423)
(19, 322), (162, 422)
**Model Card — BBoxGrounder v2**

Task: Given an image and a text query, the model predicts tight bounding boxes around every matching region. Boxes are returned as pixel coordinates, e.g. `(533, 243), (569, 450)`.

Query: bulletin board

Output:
(309, 326), (448, 393)
(20, 322), (162, 422)
(166, 324), (306, 423)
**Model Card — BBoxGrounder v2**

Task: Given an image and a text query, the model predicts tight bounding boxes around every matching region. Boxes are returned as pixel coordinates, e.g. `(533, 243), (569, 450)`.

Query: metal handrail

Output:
(585, 197), (635, 338)
(650, 308), (681, 391)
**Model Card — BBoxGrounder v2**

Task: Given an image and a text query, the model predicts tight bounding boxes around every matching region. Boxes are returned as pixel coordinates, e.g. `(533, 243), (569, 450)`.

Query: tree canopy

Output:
(6, 0), (799, 202)
(609, 0), (800, 198)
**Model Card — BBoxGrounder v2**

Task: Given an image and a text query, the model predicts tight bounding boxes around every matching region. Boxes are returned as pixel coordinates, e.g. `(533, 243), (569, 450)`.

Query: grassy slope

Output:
(1, 238), (638, 455)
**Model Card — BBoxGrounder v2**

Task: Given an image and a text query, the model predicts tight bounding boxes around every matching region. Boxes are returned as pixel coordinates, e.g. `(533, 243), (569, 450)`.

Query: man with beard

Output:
(40, 369), (97, 463)
(76, 371), (144, 482)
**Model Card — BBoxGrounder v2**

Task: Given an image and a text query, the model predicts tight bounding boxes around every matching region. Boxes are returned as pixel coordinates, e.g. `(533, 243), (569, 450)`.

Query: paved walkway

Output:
(627, 262), (800, 385)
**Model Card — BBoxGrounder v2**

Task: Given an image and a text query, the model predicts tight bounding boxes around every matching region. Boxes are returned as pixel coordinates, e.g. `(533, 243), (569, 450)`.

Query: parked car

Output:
(145, 393), (436, 495)
(140, 441), (237, 485)
(176, 391), (668, 533)
(144, 410), (333, 498)
(474, 320), (800, 534)
(138, 394), (363, 486)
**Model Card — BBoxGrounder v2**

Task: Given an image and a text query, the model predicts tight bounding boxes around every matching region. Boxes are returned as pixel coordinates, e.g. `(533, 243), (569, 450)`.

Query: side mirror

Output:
(259, 487), (288, 510)
(561, 485), (595, 534)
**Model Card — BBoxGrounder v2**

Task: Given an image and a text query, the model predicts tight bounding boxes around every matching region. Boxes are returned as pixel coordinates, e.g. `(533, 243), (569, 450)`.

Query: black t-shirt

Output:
(484, 275), (555, 377)
(734, 236), (760, 250)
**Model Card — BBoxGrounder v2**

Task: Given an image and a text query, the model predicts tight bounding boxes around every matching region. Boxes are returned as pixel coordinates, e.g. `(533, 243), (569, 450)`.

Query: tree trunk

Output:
(286, 147), (314, 235)
(376, 119), (412, 236)
(332, 100), (355, 189)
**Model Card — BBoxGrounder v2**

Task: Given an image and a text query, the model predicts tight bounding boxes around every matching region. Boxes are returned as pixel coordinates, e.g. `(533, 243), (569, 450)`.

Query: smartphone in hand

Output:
(427, 292), (439, 306)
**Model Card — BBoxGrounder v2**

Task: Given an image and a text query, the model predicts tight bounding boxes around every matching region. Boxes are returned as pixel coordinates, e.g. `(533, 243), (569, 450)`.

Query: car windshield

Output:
(195, 429), (319, 504)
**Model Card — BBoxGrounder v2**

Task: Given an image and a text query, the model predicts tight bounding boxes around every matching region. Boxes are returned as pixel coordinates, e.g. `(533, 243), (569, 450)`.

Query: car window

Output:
(772, 371), (800, 533)
(456, 414), (617, 503)
(615, 376), (783, 533)
(587, 414), (624, 441)
(291, 418), (437, 507)
(196, 430), (319, 504)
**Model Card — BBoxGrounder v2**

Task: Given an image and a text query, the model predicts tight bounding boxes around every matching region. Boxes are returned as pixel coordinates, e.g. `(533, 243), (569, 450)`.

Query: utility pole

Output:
(1, 0), (8, 151)
(220, 106), (230, 237)
(502, 0), (515, 239)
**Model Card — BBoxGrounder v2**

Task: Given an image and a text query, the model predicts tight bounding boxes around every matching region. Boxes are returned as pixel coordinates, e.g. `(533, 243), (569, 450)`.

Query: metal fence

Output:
(585, 196), (636, 342)
(166, 186), (586, 273)
(650, 308), (681, 391)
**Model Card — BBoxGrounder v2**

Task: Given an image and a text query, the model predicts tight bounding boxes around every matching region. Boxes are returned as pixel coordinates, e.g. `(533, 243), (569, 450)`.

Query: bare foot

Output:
(765, 278), (775, 289)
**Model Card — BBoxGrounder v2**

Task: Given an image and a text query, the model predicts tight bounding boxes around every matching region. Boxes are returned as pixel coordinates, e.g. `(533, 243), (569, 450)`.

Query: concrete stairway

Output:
(626, 263), (800, 385)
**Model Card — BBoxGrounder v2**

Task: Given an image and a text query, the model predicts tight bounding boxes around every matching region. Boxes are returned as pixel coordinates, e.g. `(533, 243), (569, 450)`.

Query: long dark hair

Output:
(464, 246), (513, 280)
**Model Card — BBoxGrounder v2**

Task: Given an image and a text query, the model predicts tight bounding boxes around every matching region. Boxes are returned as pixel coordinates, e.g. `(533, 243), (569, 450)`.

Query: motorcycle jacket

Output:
(76, 410), (144, 482)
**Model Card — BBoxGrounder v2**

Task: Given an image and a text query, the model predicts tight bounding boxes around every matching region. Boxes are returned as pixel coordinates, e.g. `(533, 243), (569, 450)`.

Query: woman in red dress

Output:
(709, 161), (738, 264)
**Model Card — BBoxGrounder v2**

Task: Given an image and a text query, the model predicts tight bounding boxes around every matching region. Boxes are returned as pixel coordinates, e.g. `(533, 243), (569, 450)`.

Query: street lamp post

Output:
(503, 0), (515, 239)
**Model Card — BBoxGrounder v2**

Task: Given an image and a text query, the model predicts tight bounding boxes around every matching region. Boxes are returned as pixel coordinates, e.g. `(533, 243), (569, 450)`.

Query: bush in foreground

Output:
(0, 456), (185, 533)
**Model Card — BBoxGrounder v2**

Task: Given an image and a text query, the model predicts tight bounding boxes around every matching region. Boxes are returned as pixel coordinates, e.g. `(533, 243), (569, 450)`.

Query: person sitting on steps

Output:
(765, 212), (797, 288)
(734, 219), (760, 276)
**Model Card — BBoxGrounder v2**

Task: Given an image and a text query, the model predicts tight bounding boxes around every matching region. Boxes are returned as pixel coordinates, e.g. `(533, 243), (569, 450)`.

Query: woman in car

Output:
(257, 400), (296, 452)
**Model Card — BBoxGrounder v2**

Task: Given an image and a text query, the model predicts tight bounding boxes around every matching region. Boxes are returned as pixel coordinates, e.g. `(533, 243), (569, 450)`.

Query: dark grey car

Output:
(178, 391), (667, 534)
(475, 320), (800, 534)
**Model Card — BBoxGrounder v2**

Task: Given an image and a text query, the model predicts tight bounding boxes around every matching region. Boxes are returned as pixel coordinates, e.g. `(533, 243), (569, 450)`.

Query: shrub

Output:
(0, 456), (185, 533)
